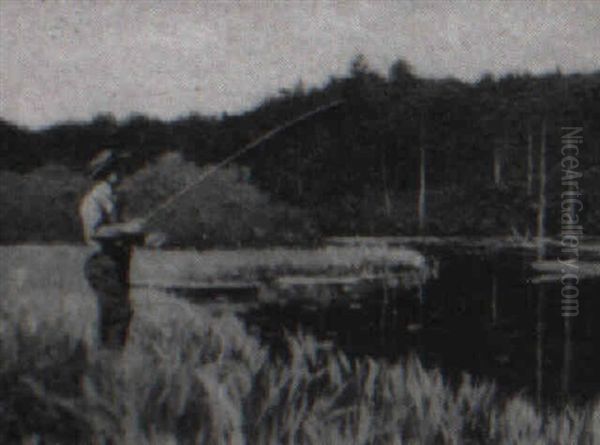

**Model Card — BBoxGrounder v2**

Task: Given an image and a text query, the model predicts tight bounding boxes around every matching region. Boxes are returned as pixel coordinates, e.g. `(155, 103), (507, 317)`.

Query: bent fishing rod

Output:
(143, 99), (344, 222)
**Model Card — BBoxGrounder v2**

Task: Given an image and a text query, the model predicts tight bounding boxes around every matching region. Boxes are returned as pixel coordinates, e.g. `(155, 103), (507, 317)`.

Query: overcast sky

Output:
(1, 0), (599, 129)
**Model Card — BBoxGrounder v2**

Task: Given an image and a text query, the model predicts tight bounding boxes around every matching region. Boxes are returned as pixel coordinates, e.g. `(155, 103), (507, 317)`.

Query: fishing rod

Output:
(143, 99), (344, 222)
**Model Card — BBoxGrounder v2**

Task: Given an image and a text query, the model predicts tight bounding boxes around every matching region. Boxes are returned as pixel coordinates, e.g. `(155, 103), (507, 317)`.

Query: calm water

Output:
(238, 244), (599, 406)
(4, 243), (595, 407)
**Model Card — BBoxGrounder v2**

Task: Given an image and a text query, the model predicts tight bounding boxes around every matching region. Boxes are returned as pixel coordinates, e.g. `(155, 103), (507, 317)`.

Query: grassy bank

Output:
(0, 244), (429, 292)
(133, 244), (428, 289)
(327, 235), (600, 253)
(1, 277), (598, 444)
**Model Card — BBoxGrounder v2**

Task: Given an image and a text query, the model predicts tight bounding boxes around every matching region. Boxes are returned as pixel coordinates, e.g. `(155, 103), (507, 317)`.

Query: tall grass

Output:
(1, 283), (598, 444)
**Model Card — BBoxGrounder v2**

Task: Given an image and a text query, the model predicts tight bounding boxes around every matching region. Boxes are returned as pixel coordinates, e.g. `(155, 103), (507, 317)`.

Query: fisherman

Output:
(80, 149), (145, 349)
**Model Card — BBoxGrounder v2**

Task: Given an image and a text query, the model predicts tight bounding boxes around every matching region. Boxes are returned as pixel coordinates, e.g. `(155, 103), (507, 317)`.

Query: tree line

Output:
(1, 56), (599, 240)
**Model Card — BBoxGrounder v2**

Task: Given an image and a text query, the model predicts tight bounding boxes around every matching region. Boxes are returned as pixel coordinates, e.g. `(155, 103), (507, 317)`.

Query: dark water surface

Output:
(239, 244), (599, 407)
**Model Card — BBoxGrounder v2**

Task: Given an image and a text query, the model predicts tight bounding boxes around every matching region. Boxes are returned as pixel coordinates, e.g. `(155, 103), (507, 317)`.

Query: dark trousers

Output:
(84, 249), (133, 349)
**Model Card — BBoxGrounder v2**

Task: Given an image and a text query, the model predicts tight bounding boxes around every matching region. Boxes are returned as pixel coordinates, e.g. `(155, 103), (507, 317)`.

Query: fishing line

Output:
(143, 100), (343, 222)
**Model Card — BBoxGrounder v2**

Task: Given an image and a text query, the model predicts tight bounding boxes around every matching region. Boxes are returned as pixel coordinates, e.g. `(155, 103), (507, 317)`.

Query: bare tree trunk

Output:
(381, 150), (391, 217)
(537, 119), (547, 260)
(527, 124), (533, 195)
(296, 143), (303, 198)
(536, 284), (545, 408)
(536, 111), (550, 407)
(493, 142), (502, 187)
(418, 113), (426, 233)
(494, 125), (510, 187)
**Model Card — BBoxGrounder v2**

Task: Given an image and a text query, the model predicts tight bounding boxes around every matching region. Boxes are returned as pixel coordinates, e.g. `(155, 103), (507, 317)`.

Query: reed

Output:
(1, 285), (598, 444)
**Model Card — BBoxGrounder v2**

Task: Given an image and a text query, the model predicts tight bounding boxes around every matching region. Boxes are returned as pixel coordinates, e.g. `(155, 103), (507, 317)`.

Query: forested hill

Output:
(2, 56), (600, 239)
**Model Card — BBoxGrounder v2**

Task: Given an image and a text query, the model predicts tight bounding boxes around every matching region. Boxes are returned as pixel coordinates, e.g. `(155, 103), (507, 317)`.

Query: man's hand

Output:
(144, 231), (167, 248)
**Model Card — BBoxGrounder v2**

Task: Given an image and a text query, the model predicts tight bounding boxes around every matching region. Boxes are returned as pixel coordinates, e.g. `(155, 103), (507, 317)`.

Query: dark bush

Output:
(0, 154), (318, 247)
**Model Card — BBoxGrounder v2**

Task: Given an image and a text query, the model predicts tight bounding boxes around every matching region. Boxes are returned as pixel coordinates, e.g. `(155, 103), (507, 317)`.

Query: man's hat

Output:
(88, 149), (120, 179)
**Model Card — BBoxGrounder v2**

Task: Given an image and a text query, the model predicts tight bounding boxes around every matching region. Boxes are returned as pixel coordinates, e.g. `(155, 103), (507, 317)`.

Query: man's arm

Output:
(81, 184), (145, 242)
(94, 218), (146, 240)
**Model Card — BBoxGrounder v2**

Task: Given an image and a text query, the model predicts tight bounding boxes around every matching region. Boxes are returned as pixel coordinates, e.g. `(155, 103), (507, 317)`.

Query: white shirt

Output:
(79, 181), (117, 247)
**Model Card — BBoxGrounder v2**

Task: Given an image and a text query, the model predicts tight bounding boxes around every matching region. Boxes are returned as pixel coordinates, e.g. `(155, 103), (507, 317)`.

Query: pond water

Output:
(237, 243), (599, 407)
(4, 243), (595, 408)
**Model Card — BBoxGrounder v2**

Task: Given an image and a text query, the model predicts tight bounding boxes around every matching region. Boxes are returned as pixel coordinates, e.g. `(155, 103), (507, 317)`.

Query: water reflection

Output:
(562, 315), (572, 400)
(536, 283), (545, 408)
(237, 245), (599, 407)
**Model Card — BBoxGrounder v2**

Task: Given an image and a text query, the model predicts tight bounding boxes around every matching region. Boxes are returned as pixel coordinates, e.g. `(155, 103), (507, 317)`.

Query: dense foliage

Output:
(0, 154), (314, 246)
(2, 56), (599, 242)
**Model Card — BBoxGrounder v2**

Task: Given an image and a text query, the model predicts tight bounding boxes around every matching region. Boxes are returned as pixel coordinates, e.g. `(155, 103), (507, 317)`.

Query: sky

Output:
(1, 0), (599, 129)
